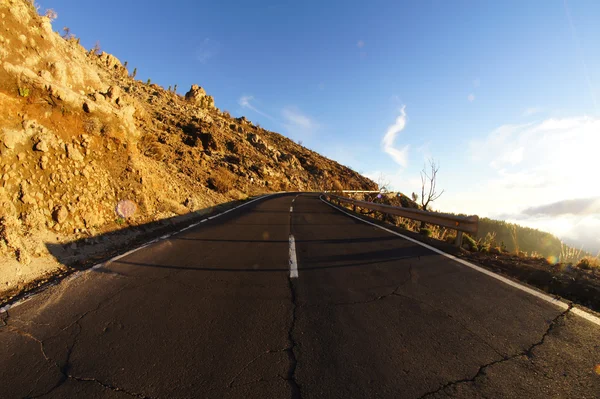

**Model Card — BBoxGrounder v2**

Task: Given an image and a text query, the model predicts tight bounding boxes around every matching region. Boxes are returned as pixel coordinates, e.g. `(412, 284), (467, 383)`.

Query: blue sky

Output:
(40, 0), (600, 250)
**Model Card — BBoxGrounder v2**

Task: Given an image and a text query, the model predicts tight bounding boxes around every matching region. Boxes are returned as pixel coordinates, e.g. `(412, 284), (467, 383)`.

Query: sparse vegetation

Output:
(91, 41), (101, 56)
(420, 228), (432, 237)
(132, 68), (137, 78)
(576, 256), (600, 270)
(18, 87), (30, 97)
(207, 169), (236, 193)
(44, 8), (57, 21)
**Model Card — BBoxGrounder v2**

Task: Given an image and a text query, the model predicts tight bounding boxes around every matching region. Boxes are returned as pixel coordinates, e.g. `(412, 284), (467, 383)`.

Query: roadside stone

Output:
(66, 144), (84, 161)
(52, 206), (68, 223)
(1, 128), (22, 149)
(34, 139), (49, 152)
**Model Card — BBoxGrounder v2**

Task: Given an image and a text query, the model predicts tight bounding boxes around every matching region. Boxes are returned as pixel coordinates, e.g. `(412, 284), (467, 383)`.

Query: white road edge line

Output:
(0, 193), (279, 314)
(289, 235), (299, 278)
(319, 196), (600, 328)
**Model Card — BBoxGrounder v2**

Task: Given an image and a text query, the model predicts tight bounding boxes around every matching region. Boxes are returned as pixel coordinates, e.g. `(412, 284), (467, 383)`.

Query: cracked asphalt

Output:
(1, 193), (599, 398)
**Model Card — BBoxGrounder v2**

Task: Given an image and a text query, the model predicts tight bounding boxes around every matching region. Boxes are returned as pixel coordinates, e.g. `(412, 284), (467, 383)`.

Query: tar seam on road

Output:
(289, 235), (299, 279)
(0, 193), (279, 315)
(320, 196), (600, 328)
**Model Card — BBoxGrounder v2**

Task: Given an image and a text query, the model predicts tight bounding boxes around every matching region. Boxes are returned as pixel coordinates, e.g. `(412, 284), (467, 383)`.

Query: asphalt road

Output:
(1, 193), (599, 398)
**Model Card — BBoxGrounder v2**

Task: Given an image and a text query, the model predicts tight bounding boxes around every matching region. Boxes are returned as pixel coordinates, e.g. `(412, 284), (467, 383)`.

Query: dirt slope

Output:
(0, 0), (375, 300)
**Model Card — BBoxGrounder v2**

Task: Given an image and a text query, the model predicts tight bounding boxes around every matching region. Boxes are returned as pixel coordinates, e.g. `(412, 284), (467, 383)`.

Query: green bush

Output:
(420, 228), (432, 237)
(18, 87), (30, 97)
(463, 234), (478, 251)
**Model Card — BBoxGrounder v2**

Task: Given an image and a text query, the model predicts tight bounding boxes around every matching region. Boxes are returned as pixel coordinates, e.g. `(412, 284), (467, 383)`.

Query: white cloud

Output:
(282, 107), (315, 129)
(238, 95), (275, 120)
(522, 107), (543, 117)
(364, 170), (421, 194)
(196, 38), (219, 63)
(439, 115), (600, 249)
(280, 106), (319, 143)
(467, 93), (475, 102)
(357, 40), (365, 48)
(381, 106), (410, 168)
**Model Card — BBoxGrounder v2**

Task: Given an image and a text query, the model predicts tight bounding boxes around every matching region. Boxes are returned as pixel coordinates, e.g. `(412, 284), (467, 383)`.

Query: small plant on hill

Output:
(44, 9), (57, 21)
(146, 79), (151, 85)
(91, 41), (101, 56)
(18, 87), (30, 98)
(173, 84), (178, 93)
(132, 68), (137, 78)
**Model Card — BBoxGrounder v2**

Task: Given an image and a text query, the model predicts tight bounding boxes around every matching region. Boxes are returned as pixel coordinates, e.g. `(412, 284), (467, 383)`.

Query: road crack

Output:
(301, 264), (414, 307)
(286, 278), (302, 399)
(67, 375), (156, 398)
(227, 347), (289, 389)
(416, 304), (573, 399)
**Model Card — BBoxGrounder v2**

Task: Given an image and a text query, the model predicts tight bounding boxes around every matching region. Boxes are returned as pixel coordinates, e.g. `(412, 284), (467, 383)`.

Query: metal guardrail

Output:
(325, 194), (478, 246)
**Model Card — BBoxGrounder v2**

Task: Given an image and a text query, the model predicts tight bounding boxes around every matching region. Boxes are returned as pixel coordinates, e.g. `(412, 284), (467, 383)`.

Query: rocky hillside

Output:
(0, 0), (375, 300)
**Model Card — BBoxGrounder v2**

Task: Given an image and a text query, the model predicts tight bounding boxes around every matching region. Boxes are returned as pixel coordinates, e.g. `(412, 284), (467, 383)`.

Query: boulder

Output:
(184, 85), (215, 109)
(1, 128), (23, 149)
(66, 143), (84, 161)
(52, 206), (68, 223)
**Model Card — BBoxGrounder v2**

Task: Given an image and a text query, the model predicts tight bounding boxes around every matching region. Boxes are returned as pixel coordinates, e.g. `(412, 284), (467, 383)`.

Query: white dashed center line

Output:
(289, 235), (299, 278)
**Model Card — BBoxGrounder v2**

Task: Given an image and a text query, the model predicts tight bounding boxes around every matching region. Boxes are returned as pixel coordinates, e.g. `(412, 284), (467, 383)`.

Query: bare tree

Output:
(420, 158), (444, 212)
(376, 173), (390, 193)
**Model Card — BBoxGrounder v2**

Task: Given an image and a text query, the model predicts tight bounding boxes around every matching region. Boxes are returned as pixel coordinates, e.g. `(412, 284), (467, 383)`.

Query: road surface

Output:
(1, 193), (599, 398)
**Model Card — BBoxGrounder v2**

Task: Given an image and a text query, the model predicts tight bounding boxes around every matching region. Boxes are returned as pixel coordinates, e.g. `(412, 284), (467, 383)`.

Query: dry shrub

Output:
(576, 256), (600, 270)
(138, 134), (165, 161)
(83, 117), (100, 134)
(331, 179), (343, 191)
(208, 168), (236, 193)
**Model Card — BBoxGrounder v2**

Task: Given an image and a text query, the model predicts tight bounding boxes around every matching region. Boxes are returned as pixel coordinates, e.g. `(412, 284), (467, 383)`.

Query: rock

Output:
(1, 128), (23, 149)
(20, 193), (36, 205)
(247, 133), (268, 152)
(52, 206), (68, 223)
(34, 140), (49, 152)
(184, 84), (215, 109)
(183, 197), (194, 209)
(106, 85), (121, 102)
(66, 144), (84, 161)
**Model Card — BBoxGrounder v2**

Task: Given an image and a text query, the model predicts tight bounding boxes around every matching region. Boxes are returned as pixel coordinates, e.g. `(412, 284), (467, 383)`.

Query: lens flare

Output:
(595, 364), (600, 375)
(547, 255), (559, 265)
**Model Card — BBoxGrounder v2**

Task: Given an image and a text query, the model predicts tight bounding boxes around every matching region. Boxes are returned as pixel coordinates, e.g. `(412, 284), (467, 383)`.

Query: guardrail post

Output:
(455, 231), (463, 248)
